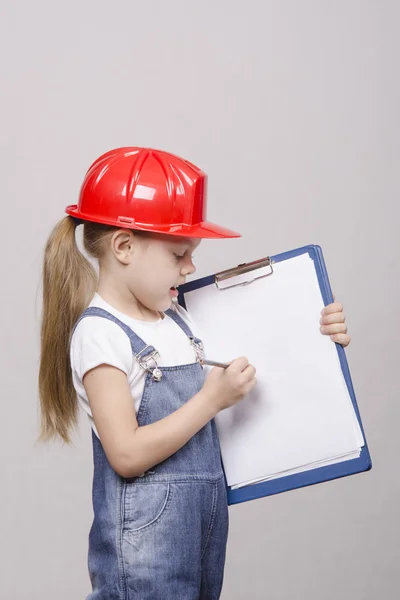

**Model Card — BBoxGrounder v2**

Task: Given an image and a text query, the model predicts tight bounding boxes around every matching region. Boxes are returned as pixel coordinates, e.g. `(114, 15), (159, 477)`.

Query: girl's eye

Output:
(174, 253), (194, 261)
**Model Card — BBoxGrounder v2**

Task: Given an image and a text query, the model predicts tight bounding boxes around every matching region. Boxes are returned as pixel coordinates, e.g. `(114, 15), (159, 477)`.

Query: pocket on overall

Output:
(123, 482), (172, 533)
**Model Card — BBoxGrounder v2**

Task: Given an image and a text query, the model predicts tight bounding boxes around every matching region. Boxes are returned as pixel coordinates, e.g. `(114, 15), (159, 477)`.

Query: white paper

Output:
(184, 252), (364, 488)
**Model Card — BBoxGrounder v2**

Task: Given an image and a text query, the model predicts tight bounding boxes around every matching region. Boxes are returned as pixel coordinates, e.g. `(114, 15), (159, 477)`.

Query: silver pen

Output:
(199, 358), (231, 369)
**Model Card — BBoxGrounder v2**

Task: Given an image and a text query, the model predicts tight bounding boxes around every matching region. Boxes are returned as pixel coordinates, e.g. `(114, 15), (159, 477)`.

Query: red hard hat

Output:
(65, 147), (241, 239)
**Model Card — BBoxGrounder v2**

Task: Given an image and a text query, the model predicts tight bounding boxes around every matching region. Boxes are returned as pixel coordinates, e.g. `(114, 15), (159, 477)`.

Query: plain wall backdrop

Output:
(1, 1), (398, 598)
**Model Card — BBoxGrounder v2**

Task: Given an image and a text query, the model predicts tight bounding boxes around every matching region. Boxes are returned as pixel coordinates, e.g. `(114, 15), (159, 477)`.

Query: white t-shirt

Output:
(70, 292), (203, 439)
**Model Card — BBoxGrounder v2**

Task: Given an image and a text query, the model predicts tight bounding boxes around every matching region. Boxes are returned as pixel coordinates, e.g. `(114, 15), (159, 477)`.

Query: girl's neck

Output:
(95, 290), (164, 323)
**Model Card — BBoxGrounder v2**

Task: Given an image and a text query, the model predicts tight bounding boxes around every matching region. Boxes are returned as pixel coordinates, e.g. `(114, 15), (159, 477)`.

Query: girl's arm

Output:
(83, 364), (218, 478)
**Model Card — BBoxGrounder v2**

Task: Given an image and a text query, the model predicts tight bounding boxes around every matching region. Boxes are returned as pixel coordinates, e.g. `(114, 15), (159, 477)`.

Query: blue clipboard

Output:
(177, 243), (372, 505)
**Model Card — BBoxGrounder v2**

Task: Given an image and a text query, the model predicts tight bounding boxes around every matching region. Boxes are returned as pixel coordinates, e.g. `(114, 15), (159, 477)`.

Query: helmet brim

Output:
(66, 206), (241, 239)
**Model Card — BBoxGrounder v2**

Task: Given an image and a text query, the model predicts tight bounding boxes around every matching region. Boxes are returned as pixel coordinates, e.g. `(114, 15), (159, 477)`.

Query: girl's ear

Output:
(110, 230), (134, 264)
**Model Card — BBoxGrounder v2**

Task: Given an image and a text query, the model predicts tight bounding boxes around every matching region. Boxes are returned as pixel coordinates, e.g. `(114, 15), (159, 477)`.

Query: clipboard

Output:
(177, 244), (372, 505)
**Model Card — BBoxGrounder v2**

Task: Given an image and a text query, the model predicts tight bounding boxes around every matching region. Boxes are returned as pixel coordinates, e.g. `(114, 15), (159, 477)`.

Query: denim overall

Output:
(71, 306), (229, 600)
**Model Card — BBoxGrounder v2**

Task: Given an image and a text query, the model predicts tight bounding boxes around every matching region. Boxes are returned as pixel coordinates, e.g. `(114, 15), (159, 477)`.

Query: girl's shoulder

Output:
(70, 314), (134, 382)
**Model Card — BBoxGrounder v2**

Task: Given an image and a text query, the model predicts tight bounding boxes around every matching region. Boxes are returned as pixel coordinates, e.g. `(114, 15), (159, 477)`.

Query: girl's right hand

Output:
(201, 357), (257, 412)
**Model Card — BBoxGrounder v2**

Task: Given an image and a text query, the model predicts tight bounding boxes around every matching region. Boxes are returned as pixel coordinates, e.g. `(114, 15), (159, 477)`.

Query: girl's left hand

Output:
(319, 294), (351, 347)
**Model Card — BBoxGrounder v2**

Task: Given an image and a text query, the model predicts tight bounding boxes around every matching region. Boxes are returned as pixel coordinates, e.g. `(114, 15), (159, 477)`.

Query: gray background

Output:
(1, 1), (398, 598)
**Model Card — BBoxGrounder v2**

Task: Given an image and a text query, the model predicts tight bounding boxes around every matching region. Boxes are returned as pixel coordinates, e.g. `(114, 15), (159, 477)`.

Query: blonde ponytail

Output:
(37, 216), (116, 444)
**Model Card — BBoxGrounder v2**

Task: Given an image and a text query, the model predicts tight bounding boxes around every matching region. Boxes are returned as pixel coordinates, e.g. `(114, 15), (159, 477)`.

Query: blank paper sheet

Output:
(184, 252), (364, 489)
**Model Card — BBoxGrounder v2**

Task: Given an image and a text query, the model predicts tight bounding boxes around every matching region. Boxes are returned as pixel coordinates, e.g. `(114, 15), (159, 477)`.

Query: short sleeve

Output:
(70, 316), (133, 383)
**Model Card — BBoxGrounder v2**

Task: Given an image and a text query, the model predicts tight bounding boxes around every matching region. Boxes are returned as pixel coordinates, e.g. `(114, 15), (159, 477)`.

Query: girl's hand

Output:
(202, 357), (257, 413)
(319, 293), (351, 347)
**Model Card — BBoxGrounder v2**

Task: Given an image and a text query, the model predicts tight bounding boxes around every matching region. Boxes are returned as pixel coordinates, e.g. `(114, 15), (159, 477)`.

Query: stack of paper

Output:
(184, 253), (364, 490)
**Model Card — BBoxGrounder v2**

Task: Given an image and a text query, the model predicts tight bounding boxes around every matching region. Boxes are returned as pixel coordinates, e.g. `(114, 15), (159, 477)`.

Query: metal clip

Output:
(215, 256), (274, 290)
(134, 346), (163, 381)
(189, 337), (205, 365)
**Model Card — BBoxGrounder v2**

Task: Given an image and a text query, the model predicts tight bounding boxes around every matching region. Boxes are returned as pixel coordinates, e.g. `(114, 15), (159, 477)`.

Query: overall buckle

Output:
(189, 337), (205, 365)
(134, 346), (163, 381)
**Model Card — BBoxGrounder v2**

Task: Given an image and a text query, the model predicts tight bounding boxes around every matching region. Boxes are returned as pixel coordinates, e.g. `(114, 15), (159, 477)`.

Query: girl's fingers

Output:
(320, 295), (351, 346)
(320, 322), (348, 335)
(330, 333), (351, 347)
(320, 311), (346, 325)
(321, 302), (343, 316)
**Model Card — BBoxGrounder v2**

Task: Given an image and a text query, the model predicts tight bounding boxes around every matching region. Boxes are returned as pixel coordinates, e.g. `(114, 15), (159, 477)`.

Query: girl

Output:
(38, 146), (350, 599)
(38, 146), (257, 600)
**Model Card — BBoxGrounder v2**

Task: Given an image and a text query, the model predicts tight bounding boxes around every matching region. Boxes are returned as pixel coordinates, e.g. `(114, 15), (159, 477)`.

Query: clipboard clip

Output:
(215, 256), (274, 291)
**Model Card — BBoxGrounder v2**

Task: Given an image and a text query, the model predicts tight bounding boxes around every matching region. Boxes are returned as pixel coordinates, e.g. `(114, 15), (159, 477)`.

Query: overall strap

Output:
(164, 307), (202, 344)
(164, 307), (205, 362)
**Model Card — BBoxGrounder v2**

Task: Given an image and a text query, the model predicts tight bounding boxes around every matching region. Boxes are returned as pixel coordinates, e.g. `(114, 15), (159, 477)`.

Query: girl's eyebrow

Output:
(173, 240), (200, 250)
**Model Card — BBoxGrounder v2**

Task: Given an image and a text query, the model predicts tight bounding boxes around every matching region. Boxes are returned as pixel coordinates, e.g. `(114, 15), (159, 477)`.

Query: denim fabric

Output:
(71, 307), (229, 599)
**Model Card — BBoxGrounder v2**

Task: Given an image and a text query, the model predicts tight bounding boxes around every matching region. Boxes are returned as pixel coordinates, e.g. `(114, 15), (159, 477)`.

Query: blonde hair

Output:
(37, 216), (121, 445)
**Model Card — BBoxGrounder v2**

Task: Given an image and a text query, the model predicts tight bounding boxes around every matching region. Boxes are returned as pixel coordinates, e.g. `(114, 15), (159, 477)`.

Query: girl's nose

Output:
(181, 258), (196, 276)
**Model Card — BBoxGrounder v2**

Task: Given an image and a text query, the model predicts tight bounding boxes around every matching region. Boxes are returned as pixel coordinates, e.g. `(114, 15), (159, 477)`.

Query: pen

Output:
(199, 358), (231, 369)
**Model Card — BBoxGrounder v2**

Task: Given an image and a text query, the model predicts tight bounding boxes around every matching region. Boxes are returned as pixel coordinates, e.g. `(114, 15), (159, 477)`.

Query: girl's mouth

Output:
(169, 286), (179, 297)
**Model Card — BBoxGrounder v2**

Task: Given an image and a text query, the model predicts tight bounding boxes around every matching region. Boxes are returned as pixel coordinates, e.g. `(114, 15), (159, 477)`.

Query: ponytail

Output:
(38, 216), (98, 444)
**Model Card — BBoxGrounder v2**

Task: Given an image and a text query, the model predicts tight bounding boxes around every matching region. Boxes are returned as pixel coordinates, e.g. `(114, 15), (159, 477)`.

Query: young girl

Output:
(38, 146), (258, 599)
(38, 146), (350, 599)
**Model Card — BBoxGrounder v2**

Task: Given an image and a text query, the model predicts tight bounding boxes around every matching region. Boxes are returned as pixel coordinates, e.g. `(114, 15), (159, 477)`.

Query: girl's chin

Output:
(158, 295), (177, 311)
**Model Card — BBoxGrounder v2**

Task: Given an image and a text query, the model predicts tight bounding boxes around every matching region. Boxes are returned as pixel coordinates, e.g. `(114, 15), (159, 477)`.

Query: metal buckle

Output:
(189, 337), (205, 364)
(134, 346), (163, 381)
